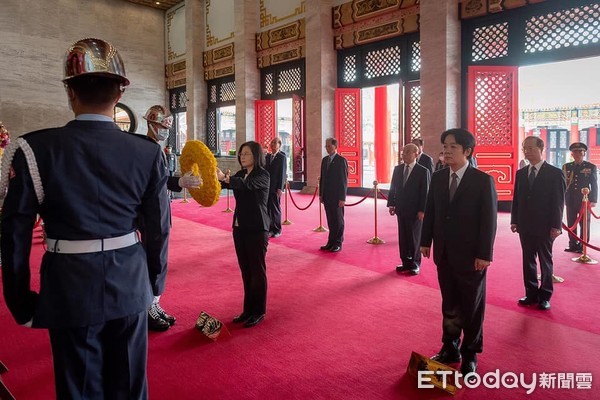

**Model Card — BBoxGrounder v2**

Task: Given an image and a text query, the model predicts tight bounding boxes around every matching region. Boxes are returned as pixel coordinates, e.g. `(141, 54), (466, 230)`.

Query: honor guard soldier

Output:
(563, 142), (598, 253)
(143, 104), (201, 331)
(0, 38), (170, 399)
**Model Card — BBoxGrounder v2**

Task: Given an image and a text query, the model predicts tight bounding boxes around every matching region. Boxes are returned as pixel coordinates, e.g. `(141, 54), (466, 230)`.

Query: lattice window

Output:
(343, 54), (357, 83)
(206, 108), (217, 152)
(179, 92), (187, 109)
(265, 73), (274, 95)
(473, 72), (514, 146)
(472, 22), (509, 62)
(525, 3), (600, 54)
(559, 131), (568, 148)
(209, 84), (217, 104)
(278, 67), (302, 93)
(409, 85), (421, 140)
(364, 45), (401, 79)
(410, 41), (421, 72)
(169, 86), (187, 113)
(341, 94), (357, 148)
(220, 81), (235, 102)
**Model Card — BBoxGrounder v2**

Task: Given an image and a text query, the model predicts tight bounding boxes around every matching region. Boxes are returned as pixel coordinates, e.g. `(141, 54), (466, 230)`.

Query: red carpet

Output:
(1, 191), (599, 399)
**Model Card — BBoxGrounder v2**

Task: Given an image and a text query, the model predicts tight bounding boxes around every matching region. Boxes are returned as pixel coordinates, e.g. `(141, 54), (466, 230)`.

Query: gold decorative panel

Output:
(203, 44), (234, 67)
(166, 60), (186, 89)
(333, 0), (419, 28)
(256, 19), (305, 51)
(334, 13), (419, 50)
(204, 63), (235, 80)
(258, 44), (305, 68)
(460, 0), (547, 19)
(260, 0), (306, 29)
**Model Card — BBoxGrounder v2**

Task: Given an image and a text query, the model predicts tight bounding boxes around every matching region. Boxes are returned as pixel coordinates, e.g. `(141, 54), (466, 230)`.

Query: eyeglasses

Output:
(239, 153), (253, 157)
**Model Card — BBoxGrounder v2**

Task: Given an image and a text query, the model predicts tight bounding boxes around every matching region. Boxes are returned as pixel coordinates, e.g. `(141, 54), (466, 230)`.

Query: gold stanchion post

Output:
(282, 181), (292, 225)
(181, 188), (189, 203)
(313, 177), (328, 232)
(223, 189), (233, 213)
(572, 187), (597, 264)
(367, 180), (385, 244)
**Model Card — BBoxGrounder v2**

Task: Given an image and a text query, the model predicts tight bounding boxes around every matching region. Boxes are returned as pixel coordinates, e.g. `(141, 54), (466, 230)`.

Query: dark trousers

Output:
(437, 259), (487, 356)
(233, 228), (269, 315)
(519, 233), (554, 301)
(267, 192), (282, 235)
(324, 202), (345, 247)
(566, 198), (590, 249)
(397, 215), (422, 268)
(49, 310), (148, 400)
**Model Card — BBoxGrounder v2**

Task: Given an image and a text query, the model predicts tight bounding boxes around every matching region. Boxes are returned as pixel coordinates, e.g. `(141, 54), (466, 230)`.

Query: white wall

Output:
(0, 0), (167, 136)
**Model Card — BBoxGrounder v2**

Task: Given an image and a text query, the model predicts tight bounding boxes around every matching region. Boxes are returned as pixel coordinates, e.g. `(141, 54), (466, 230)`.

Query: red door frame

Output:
(335, 88), (362, 187)
(467, 66), (519, 201)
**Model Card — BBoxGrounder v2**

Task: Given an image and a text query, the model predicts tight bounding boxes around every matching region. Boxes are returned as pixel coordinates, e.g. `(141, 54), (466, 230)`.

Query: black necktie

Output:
(403, 165), (410, 184)
(449, 173), (458, 202)
(528, 166), (536, 189)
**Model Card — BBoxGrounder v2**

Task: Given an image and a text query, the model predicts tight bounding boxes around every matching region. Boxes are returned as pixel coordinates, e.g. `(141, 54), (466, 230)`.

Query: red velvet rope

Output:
(588, 201), (600, 219)
(561, 221), (600, 252)
(345, 189), (374, 207)
(286, 182), (319, 211)
(561, 200), (600, 251)
(377, 189), (388, 201)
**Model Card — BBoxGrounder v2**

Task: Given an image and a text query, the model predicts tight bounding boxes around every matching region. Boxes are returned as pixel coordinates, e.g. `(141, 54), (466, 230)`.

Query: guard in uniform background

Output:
(562, 142), (598, 253)
(143, 105), (201, 331)
(0, 38), (170, 399)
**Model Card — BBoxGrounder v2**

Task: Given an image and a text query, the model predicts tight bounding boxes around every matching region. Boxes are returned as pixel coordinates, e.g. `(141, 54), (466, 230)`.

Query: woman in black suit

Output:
(217, 141), (270, 328)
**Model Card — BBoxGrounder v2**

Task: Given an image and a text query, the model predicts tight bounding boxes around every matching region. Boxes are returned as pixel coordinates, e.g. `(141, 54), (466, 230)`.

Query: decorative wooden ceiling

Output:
(124, 0), (183, 11)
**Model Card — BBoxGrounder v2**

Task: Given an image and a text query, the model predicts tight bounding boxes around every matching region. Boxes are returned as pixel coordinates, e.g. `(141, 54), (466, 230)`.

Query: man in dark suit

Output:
(0, 38), (170, 399)
(412, 138), (434, 175)
(319, 137), (348, 252)
(266, 137), (287, 238)
(387, 143), (430, 275)
(420, 128), (497, 378)
(511, 136), (566, 311)
(143, 104), (201, 331)
(562, 142), (597, 253)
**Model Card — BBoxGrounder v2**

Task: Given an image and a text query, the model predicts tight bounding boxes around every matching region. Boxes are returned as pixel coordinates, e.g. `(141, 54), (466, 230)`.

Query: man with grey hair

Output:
(387, 143), (430, 275)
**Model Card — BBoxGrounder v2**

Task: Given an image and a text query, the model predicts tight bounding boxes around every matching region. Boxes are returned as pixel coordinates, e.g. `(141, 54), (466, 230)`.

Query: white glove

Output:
(178, 172), (202, 189)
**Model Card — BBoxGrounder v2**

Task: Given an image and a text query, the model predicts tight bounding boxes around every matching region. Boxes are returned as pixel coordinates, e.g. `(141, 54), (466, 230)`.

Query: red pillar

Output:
(374, 86), (391, 183)
(570, 122), (579, 144)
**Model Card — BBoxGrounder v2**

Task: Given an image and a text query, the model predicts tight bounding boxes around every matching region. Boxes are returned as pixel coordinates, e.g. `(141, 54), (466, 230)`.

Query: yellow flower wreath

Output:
(179, 140), (220, 207)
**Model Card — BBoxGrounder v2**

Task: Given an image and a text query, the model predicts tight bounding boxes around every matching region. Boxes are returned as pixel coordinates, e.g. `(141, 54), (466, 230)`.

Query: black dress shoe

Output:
(538, 300), (551, 310)
(461, 358), (477, 378)
(272, 232), (281, 238)
(148, 310), (170, 332)
(232, 312), (251, 323)
(154, 303), (176, 326)
(396, 265), (409, 272)
(244, 314), (265, 328)
(329, 245), (342, 252)
(431, 348), (461, 364)
(320, 244), (333, 250)
(409, 267), (420, 275)
(518, 296), (538, 306)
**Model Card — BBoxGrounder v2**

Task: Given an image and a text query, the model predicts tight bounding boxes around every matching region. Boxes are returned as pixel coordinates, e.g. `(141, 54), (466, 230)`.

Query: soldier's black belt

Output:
(46, 232), (139, 254)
